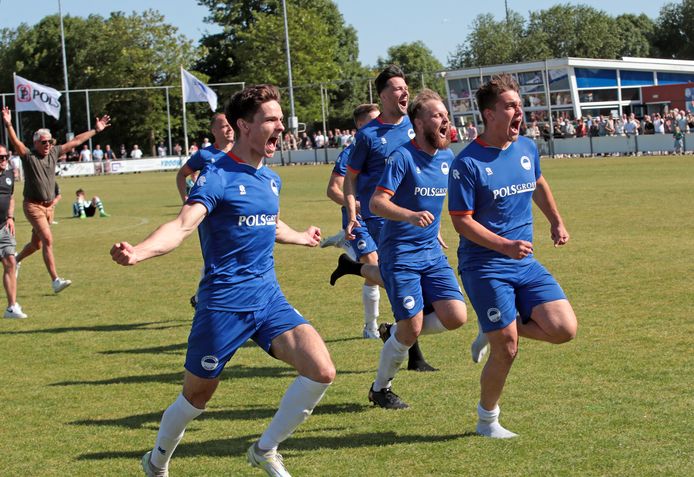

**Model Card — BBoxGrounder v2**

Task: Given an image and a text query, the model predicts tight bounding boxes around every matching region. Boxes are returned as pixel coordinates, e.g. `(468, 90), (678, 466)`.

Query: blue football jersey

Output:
(376, 140), (453, 264)
(448, 137), (542, 269)
(185, 145), (225, 172)
(187, 152), (282, 311)
(331, 143), (353, 177)
(346, 116), (415, 220)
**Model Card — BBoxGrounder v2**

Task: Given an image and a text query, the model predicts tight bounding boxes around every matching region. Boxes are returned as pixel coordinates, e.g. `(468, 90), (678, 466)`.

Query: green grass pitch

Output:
(0, 155), (692, 476)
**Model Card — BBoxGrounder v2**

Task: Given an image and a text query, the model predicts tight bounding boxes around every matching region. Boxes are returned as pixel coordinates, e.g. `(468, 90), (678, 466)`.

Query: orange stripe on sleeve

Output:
(376, 186), (395, 196)
(449, 210), (474, 216)
(346, 165), (360, 175)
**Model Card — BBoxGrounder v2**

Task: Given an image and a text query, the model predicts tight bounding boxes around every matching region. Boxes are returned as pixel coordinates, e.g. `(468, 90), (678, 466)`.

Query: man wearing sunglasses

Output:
(0, 144), (26, 318)
(1, 106), (110, 293)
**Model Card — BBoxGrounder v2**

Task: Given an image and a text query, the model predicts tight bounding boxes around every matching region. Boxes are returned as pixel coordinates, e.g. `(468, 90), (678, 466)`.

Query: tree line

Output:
(1, 0), (692, 153)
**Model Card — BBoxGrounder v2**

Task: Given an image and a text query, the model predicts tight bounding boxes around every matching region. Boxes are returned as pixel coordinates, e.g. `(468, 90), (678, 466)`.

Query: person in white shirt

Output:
(130, 144), (143, 159)
(79, 144), (92, 162)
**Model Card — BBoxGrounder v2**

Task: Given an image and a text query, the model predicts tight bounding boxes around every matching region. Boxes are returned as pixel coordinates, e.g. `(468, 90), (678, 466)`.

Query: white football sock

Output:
(362, 284), (380, 331)
(257, 376), (330, 451)
(421, 311), (447, 335)
(476, 402), (518, 438)
(373, 333), (410, 391)
(150, 393), (204, 469)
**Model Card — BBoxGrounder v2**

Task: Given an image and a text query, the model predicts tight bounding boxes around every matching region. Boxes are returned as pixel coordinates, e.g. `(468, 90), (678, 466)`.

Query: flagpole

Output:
(58, 0), (73, 139)
(181, 66), (189, 155)
(13, 73), (21, 142)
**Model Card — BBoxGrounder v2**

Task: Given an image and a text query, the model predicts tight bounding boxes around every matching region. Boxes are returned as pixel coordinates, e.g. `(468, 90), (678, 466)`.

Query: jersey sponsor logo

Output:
(201, 355), (219, 371)
(402, 295), (415, 310)
(238, 214), (277, 227)
(270, 179), (279, 196)
(441, 162), (449, 175)
(414, 186), (447, 197)
(520, 155), (532, 171)
(492, 181), (536, 200)
(408, 128), (415, 139)
(487, 307), (501, 323)
(485, 167), (493, 176)
(451, 168), (460, 180)
(196, 175), (206, 187)
(357, 239), (367, 250)
(239, 185), (246, 195)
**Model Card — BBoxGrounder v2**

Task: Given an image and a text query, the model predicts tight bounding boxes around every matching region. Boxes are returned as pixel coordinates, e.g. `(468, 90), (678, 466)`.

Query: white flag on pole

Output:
(181, 67), (218, 112)
(13, 74), (62, 119)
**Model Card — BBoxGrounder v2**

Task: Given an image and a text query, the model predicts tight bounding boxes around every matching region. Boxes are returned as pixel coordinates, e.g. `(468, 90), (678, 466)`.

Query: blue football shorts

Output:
(380, 254), (464, 321)
(184, 286), (309, 378)
(461, 258), (566, 333)
(348, 223), (378, 260)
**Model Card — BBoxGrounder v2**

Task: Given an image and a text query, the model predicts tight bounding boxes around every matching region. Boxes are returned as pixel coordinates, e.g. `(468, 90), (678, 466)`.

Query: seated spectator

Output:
(72, 188), (110, 219)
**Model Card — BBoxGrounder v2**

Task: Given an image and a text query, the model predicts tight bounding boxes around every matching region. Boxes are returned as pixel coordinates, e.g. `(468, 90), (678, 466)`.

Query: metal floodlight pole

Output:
(165, 87), (172, 156)
(281, 0), (298, 137)
(58, 0), (73, 139)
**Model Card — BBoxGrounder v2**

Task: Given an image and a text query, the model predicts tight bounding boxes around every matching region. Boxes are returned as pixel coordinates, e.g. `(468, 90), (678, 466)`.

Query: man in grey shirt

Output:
(1, 106), (110, 293)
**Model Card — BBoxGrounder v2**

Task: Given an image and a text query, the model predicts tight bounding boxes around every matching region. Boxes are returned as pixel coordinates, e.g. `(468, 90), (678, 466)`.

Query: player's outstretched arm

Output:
(63, 115), (111, 152)
(532, 175), (569, 247)
(110, 202), (207, 266)
(450, 214), (533, 260)
(370, 189), (434, 227)
(276, 219), (321, 247)
(2, 107), (28, 157)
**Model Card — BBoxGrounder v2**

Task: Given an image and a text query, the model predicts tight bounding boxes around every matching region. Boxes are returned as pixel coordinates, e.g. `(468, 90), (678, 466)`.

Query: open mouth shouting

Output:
(265, 135), (279, 155)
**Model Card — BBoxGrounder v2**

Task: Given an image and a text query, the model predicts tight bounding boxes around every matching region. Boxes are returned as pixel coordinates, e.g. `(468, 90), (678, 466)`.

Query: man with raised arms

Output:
(448, 74), (577, 438)
(112, 85), (335, 477)
(338, 65), (434, 371)
(324, 103), (381, 338)
(175, 112), (235, 203)
(366, 89), (468, 409)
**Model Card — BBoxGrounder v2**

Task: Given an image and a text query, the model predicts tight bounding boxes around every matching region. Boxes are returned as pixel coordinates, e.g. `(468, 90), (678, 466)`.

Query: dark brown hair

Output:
(352, 103), (379, 126)
(375, 65), (406, 95)
(475, 74), (519, 124)
(225, 85), (280, 135)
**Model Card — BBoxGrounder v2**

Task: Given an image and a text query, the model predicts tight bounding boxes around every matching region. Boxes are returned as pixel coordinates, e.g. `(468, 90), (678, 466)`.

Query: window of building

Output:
(620, 70), (655, 87)
(620, 88), (641, 102)
(518, 71), (544, 86)
(657, 72), (694, 85)
(578, 88), (619, 102)
(574, 68), (618, 88)
(448, 79), (471, 101)
(548, 69), (570, 90)
(523, 93), (547, 108)
(469, 77), (482, 90)
(550, 91), (572, 106)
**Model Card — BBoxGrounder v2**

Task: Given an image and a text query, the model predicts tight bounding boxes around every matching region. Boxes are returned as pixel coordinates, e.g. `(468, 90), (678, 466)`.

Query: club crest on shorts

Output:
(270, 179), (279, 196)
(487, 307), (501, 323)
(201, 355), (219, 371)
(441, 162), (449, 175)
(520, 156), (532, 171)
(402, 296), (415, 310)
(357, 239), (366, 250)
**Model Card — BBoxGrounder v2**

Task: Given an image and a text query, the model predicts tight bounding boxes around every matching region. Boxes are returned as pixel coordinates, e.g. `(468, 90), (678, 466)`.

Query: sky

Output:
(0, 0), (670, 67)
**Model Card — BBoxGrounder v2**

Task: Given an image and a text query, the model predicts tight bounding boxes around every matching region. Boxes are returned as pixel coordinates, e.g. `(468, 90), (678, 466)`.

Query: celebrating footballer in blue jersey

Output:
(337, 64), (435, 371)
(366, 89), (468, 409)
(175, 112), (234, 203)
(111, 85), (335, 477)
(448, 74), (577, 439)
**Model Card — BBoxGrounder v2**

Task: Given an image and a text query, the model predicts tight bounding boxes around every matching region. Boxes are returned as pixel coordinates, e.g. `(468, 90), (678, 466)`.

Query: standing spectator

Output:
(327, 130), (336, 148)
(575, 118), (587, 138)
(201, 137), (211, 149)
(653, 113), (665, 134)
(450, 124), (459, 143)
(563, 119), (576, 138)
(466, 121), (478, 141)
(188, 142), (199, 155)
(92, 144), (104, 161)
(615, 114), (627, 136)
(119, 144), (128, 158)
(642, 115), (654, 135)
(79, 144), (92, 162)
(673, 126), (684, 154)
(130, 145), (143, 159)
(315, 130), (325, 149)
(9, 149), (22, 181)
(0, 144), (26, 318)
(173, 143), (183, 157)
(157, 142), (167, 157)
(624, 114), (639, 137)
(525, 120), (540, 140)
(2, 106), (111, 293)
(341, 129), (353, 147)
(103, 144), (115, 160)
(299, 132), (312, 149)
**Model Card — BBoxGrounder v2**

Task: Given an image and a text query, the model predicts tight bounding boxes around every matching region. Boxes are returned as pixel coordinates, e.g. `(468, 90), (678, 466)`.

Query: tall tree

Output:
(615, 14), (655, 58)
(377, 41), (445, 95)
(196, 0), (368, 130)
(0, 11), (205, 153)
(653, 0), (694, 59)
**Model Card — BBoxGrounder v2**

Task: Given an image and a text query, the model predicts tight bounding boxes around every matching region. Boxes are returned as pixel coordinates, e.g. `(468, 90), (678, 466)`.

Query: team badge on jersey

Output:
(441, 162), (449, 175)
(520, 156), (532, 171)
(196, 175), (206, 187)
(5, 177), (11, 185)
(239, 185), (246, 195)
(407, 128), (415, 139)
(487, 307), (501, 323)
(270, 179), (279, 196)
(402, 296), (415, 310)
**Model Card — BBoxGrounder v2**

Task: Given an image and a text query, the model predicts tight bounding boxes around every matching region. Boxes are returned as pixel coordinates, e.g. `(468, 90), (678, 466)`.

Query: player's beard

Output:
(424, 123), (451, 150)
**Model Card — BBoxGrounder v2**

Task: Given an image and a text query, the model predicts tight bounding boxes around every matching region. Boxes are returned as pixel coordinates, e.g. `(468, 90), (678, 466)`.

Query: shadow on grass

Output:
(70, 403), (369, 429)
(77, 430), (473, 461)
(99, 340), (254, 356)
(0, 320), (186, 335)
(323, 336), (365, 344)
